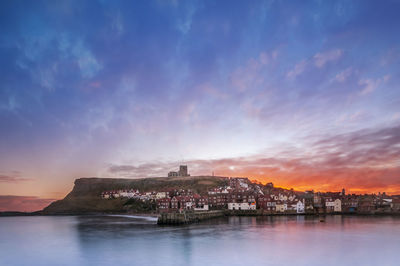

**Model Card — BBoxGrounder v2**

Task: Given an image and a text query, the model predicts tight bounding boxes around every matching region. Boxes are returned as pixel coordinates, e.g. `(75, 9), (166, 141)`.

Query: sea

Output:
(0, 215), (399, 266)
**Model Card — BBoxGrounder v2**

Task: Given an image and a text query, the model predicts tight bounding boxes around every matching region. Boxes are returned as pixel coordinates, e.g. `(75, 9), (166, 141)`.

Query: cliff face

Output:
(42, 176), (228, 214)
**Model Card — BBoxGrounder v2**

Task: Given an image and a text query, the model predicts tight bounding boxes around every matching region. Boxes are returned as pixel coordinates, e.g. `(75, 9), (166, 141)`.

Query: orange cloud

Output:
(108, 124), (400, 195)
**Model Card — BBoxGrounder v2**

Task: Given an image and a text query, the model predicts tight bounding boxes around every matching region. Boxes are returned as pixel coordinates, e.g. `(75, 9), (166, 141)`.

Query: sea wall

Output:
(157, 210), (225, 225)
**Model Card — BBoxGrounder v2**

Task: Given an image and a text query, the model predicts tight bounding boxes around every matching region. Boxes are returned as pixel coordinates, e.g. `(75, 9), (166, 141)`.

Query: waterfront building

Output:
(171, 197), (179, 209)
(342, 196), (358, 213)
(194, 205), (209, 211)
(358, 197), (376, 213)
(334, 199), (342, 212)
(325, 198), (335, 213)
(296, 199), (305, 213)
(228, 202), (256, 210)
(194, 197), (209, 211)
(275, 202), (286, 213)
(157, 198), (171, 210)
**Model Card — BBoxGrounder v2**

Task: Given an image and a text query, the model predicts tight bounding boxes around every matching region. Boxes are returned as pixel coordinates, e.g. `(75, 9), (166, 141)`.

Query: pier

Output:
(157, 210), (225, 225)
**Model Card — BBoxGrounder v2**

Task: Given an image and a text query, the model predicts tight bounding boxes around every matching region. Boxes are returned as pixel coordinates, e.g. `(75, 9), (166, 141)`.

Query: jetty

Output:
(157, 210), (225, 225)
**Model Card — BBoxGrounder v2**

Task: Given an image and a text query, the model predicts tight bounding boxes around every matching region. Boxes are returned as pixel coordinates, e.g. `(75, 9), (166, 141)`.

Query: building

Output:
(228, 202), (256, 210)
(258, 196), (276, 212)
(228, 192), (255, 204)
(157, 198), (171, 210)
(296, 199), (305, 213)
(179, 165), (189, 176)
(230, 178), (250, 189)
(342, 196), (358, 213)
(325, 198), (335, 213)
(358, 197), (376, 213)
(208, 193), (228, 208)
(194, 205), (209, 211)
(275, 202), (286, 213)
(168, 171), (178, 177)
(156, 192), (168, 199)
(194, 195), (208, 208)
(168, 165), (190, 177)
(257, 196), (268, 209)
(334, 199), (342, 212)
(171, 197), (179, 209)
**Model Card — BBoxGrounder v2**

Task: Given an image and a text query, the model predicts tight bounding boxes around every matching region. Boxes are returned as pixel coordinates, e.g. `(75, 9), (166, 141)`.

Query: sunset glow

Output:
(1, 0), (400, 212)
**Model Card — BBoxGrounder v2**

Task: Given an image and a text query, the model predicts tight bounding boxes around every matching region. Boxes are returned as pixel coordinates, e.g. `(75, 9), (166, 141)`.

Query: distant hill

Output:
(42, 176), (229, 214)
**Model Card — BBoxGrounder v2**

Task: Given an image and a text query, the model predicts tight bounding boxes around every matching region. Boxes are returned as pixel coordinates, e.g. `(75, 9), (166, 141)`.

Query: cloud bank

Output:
(108, 124), (400, 194)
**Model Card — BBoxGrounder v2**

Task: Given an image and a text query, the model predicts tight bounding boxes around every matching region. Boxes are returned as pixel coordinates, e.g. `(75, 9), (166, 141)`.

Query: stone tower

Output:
(178, 165), (189, 177)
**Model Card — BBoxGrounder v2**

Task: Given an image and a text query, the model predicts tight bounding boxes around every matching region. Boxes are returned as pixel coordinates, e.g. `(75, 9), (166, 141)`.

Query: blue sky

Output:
(1, 0), (400, 210)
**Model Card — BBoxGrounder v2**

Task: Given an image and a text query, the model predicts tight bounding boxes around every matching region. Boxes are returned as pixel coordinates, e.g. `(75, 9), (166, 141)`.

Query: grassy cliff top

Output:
(68, 175), (229, 197)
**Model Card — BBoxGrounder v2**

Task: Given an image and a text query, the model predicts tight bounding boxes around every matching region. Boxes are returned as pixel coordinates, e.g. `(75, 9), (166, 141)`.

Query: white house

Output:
(194, 205), (209, 211)
(325, 200), (335, 207)
(228, 202), (256, 210)
(156, 192), (168, 199)
(275, 202), (286, 213)
(185, 201), (194, 209)
(228, 202), (244, 210)
(334, 199), (341, 212)
(296, 200), (305, 213)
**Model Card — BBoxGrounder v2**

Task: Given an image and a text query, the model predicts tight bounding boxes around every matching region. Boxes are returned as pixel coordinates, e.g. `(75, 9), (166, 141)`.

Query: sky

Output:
(1, 0), (400, 211)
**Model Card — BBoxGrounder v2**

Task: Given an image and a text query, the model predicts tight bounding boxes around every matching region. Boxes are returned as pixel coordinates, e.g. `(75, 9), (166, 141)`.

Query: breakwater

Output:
(157, 210), (224, 224)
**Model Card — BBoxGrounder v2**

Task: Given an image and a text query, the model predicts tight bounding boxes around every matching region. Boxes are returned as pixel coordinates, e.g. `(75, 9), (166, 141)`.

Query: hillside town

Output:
(100, 166), (400, 215)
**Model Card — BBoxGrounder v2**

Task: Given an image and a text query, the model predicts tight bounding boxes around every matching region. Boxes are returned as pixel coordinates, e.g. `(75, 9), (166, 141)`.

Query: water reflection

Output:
(0, 215), (399, 266)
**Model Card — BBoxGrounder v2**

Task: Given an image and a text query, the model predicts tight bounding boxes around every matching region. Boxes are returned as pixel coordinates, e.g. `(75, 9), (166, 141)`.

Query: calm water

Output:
(0, 215), (399, 266)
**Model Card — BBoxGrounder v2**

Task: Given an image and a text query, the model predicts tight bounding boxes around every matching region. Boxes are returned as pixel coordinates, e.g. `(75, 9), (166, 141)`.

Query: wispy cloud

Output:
(358, 74), (390, 95)
(287, 49), (343, 79)
(314, 49), (343, 68)
(286, 60), (307, 79)
(72, 40), (103, 79)
(231, 50), (278, 91)
(359, 78), (380, 95)
(0, 171), (31, 183)
(334, 67), (353, 82)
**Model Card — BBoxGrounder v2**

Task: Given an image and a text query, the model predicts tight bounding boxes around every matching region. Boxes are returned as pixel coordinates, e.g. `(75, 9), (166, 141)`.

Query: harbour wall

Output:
(157, 210), (224, 225)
